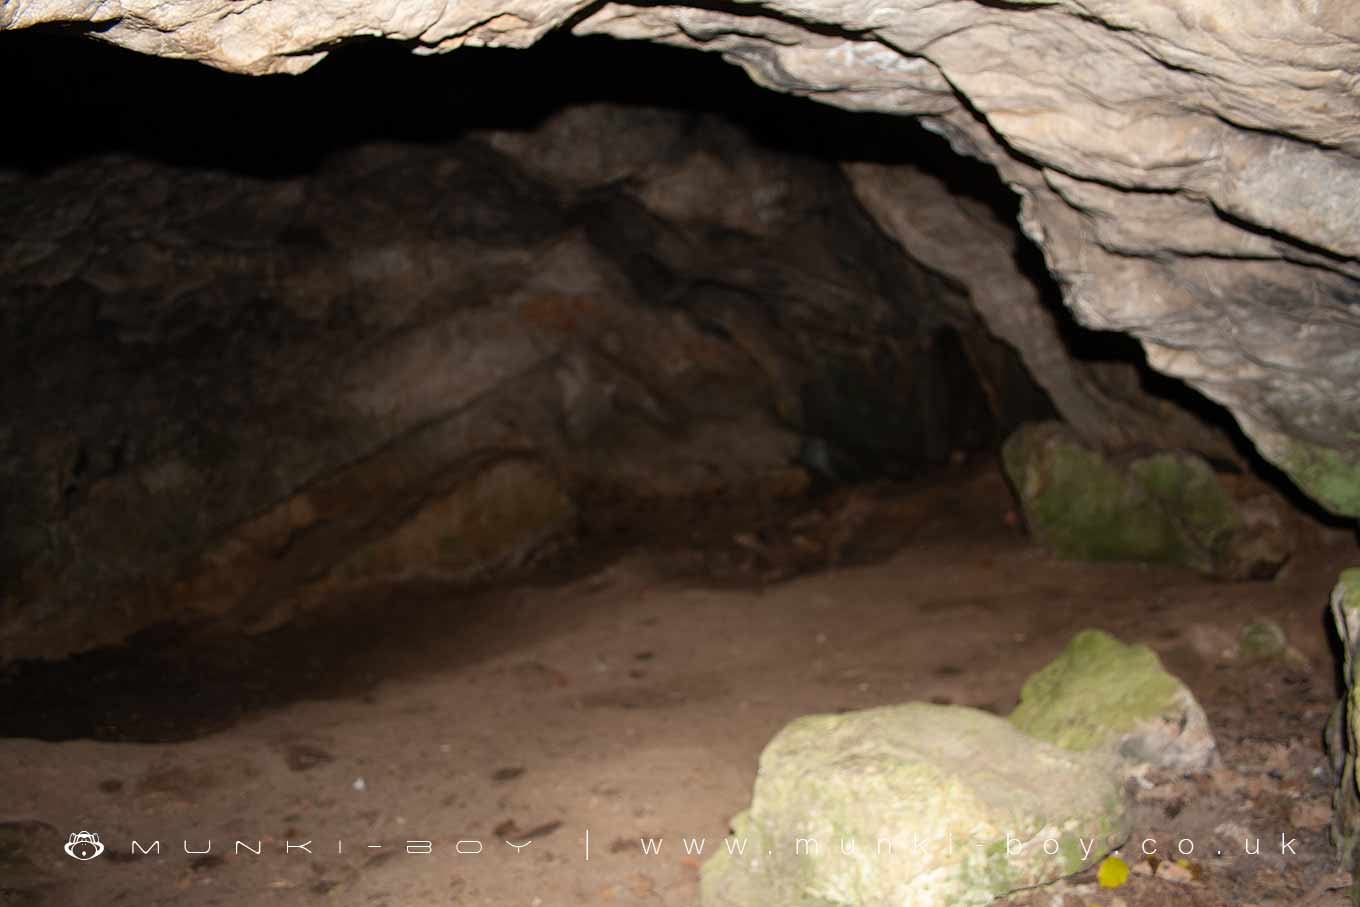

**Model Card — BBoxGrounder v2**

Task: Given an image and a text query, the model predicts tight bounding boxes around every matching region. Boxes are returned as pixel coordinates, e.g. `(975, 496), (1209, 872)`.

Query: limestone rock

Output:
(1001, 421), (1292, 579)
(1009, 630), (1217, 775)
(844, 161), (1235, 462)
(6, 0), (1359, 517)
(1328, 569), (1360, 892)
(701, 703), (1129, 907)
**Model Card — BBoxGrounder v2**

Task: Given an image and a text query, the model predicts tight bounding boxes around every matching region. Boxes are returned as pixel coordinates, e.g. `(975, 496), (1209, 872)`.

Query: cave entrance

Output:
(0, 28), (1351, 907)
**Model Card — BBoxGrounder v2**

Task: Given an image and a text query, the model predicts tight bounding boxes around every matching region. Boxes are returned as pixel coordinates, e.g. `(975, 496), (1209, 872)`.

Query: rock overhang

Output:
(4, 0), (1359, 516)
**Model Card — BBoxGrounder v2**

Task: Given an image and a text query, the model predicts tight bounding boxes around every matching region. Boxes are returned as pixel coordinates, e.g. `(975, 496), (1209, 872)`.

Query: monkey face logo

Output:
(64, 831), (104, 861)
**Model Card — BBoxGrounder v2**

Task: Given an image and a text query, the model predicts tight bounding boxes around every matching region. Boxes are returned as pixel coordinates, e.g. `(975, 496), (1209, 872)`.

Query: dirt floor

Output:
(1, 464), (1357, 906)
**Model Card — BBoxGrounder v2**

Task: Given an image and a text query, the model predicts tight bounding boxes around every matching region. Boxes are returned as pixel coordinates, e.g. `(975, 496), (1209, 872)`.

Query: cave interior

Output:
(1, 26), (1357, 907)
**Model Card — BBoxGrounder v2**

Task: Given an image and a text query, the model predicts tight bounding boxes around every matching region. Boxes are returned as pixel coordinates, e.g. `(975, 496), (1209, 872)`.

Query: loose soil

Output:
(1, 465), (1355, 906)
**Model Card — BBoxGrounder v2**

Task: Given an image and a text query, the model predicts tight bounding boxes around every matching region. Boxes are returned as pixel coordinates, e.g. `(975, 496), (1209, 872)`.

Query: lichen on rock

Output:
(1327, 569), (1360, 895)
(1009, 629), (1218, 775)
(700, 703), (1129, 907)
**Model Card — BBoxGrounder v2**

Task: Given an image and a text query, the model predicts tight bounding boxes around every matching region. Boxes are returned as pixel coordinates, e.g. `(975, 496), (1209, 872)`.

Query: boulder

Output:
(1009, 629), (1217, 775)
(1001, 421), (1292, 579)
(701, 703), (1129, 907)
(1327, 569), (1360, 897)
(1236, 619), (1289, 662)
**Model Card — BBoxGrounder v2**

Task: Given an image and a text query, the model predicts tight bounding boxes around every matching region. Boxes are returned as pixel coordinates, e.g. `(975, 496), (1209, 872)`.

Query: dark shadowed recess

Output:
(7, 26), (964, 175)
(0, 579), (528, 743)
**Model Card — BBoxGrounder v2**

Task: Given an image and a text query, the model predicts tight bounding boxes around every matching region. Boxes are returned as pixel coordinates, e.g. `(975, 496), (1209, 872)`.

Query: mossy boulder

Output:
(1238, 619), (1289, 660)
(1236, 618), (1309, 667)
(1327, 569), (1360, 897)
(1009, 629), (1217, 774)
(1001, 421), (1291, 579)
(700, 703), (1129, 907)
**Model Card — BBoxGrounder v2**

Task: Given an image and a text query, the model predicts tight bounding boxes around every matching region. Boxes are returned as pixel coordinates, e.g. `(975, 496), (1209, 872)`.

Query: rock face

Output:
(1328, 569), (1360, 900)
(0, 100), (1049, 660)
(1001, 422), (1293, 579)
(4, 0), (1358, 517)
(845, 162), (1236, 463)
(700, 703), (1129, 907)
(1010, 629), (1218, 775)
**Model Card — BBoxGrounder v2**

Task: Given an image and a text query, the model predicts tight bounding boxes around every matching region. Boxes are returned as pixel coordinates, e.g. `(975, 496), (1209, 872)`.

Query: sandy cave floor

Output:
(1, 466), (1357, 907)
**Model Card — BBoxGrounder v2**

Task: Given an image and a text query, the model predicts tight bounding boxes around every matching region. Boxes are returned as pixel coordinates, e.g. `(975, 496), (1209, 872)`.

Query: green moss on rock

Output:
(1010, 630), (1177, 751)
(1001, 423), (1175, 563)
(1001, 421), (1289, 578)
(1279, 439), (1360, 518)
(1237, 619), (1289, 661)
(1340, 569), (1360, 613)
(1128, 453), (1242, 563)
(1009, 630), (1217, 773)
(1328, 569), (1360, 890)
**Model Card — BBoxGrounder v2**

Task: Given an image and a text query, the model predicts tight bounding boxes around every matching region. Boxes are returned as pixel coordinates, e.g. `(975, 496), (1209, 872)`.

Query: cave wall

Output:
(0, 98), (1048, 660)
(6, 0), (1355, 515)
